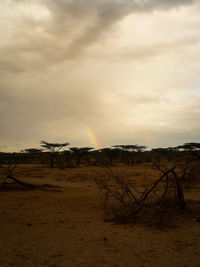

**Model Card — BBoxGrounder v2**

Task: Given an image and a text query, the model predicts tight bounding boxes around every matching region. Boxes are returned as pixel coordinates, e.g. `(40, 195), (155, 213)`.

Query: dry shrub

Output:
(148, 196), (181, 228)
(178, 161), (200, 188)
(95, 167), (185, 228)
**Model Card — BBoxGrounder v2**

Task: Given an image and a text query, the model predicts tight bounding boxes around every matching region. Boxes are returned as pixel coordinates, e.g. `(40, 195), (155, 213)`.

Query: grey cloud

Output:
(1, 0), (195, 73)
(0, 0), (199, 151)
(116, 35), (200, 62)
(0, 145), (8, 149)
(0, 70), (115, 145)
(51, 0), (195, 58)
(114, 92), (162, 107)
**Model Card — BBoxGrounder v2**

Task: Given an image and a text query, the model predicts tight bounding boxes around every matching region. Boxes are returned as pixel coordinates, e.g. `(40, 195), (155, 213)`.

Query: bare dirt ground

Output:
(0, 165), (200, 267)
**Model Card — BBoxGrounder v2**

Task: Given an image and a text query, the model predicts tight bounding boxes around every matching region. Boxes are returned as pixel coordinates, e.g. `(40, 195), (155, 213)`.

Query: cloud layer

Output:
(0, 0), (200, 151)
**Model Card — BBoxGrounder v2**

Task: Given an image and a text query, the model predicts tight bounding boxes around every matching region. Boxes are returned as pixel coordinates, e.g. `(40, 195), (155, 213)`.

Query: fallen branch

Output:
(6, 175), (37, 188)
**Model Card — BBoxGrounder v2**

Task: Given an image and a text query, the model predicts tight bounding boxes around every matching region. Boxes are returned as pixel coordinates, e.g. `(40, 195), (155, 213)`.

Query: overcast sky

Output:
(0, 0), (200, 151)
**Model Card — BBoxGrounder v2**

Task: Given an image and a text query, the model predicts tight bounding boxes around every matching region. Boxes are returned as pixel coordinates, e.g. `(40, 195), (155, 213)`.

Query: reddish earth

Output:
(0, 165), (200, 266)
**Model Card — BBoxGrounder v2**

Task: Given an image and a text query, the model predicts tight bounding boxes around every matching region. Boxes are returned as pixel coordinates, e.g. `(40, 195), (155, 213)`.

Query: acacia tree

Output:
(22, 148), (43, 164)
(173, 142), (200, 186)
(24, 148), (42, 154)
(40, 140), (69, 168)
(176, 142), (200, 160)
(98, 148), (120, 166)
(69, 147), (93, 167)
(112, 145), (147, 166)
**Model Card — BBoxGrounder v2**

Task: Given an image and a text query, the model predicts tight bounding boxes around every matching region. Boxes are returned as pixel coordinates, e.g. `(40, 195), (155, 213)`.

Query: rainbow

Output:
(86, 126), (100, 149)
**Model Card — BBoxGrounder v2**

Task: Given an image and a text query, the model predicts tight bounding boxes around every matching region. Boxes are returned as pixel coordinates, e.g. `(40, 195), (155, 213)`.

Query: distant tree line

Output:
(0, 141), (200, 169)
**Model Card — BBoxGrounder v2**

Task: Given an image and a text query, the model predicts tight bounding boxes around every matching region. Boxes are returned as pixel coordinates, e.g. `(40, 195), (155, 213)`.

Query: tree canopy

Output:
(40, 140), (69, 152)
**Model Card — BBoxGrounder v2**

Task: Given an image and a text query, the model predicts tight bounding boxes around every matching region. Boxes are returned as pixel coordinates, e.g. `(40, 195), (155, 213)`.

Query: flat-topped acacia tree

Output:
(112, 145), (147, 166)
(112, 145), (146, 152)
(176, 142), (200, 160)
(40, 140), (69, 168)
(69, 147), (94, 167)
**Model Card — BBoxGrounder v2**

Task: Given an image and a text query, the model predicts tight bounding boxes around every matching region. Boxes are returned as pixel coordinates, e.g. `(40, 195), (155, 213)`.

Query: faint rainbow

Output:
(86, 126), (100, 149)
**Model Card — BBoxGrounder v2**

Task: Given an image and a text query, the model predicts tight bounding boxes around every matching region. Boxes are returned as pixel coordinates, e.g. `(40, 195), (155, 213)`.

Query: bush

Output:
(95, 167), (186, 227)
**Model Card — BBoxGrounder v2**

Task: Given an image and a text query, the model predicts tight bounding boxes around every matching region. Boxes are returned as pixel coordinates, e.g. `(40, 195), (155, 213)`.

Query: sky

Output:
(0, 0), (200, 152)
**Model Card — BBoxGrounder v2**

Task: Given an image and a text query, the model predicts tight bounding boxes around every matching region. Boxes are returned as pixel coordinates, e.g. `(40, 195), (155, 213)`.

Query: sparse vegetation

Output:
(0, 141), (200, 229)
(0, 142), (200, 266)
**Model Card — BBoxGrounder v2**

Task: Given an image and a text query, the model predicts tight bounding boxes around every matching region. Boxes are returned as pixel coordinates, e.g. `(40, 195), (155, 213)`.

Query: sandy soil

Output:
(0, 165), (200, 267)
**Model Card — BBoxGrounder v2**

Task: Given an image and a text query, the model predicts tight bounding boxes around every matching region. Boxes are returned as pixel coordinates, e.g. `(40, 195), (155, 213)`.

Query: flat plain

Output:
(0, 164), (200, 267)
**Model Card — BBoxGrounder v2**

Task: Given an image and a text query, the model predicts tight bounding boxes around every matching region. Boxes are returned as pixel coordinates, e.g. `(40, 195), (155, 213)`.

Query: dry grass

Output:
(0, 164), (200, 266)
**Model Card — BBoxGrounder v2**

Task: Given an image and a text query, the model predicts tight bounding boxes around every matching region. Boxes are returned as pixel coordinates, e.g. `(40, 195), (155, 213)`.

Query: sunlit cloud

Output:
(0, 0), (200, 151)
